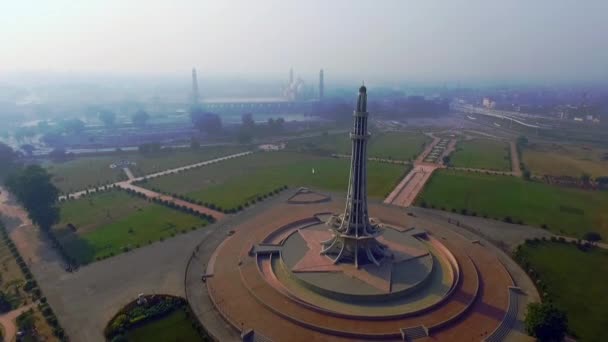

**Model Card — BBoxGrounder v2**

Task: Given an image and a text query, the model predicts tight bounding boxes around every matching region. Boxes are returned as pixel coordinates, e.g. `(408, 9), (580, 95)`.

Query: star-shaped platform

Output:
(291, 228), (429, 293)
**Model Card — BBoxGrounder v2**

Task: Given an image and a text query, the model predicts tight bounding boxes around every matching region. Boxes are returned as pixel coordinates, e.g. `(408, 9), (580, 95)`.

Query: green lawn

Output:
(368, 132), (430, 161)
(286, 133), (352, 155)
(287, 131), (429, 161)
(143, 151), (407, 210)
(450, 139), (510, 171)
(125, 309), (205, 342)
(53, 190), (207, 264)
(45, 146), (246, 193)
(416, 170), (608, 238)
(517, 241), (608, 342)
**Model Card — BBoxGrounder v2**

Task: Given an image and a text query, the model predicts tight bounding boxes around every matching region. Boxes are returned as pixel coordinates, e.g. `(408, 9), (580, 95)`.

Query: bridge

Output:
(452, 104), (550, 129)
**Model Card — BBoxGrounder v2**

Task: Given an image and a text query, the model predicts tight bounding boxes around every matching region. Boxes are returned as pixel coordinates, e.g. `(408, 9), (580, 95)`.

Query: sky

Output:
(1, 0), (608, 83)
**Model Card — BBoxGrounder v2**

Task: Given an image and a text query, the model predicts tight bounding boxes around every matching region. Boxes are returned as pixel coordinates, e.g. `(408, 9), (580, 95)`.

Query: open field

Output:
(450, 139), (511, 171)
(287, 131), (429, 160)
(523, 143), (608, 178)
(286, 133), (352, 155)
(517, 241), (608, 342)
(143, 151), (407, 210)
(416, 170), (608, 238)
(125, 309), (204, 342)
(45, 146), (246, 193)
(53, 190), (207, 264)
(368, 132), (431, 161)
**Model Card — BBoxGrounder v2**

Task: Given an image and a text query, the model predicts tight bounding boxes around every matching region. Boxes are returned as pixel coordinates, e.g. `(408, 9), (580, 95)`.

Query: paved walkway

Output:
(122, 167), (135, 181)
(510, 141), (522, 177)
(118, 183), (225, 219)
(384, 163), (439, 207)
(59, 151), (252, 200)
(0, 303), (36, 342)
(331, 154), (411, 165)
(385, 133), (455, 208)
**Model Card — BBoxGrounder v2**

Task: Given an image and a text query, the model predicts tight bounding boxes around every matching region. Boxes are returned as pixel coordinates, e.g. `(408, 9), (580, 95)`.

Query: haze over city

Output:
(0, 2), (607, 342)
(2, 0), (608, 83)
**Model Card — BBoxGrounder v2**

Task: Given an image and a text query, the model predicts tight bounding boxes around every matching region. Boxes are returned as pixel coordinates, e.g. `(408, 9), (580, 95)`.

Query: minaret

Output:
(319, 69), (324, 100)
(289, 68), (294, 85)
(191, 68), (200, 105)
(321, 85), (387, 268)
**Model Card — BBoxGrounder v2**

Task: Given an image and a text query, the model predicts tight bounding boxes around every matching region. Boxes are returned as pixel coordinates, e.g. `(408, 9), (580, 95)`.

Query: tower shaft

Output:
(319, 69), (324, 100)
(321, 85), (386, 268)
(191, 68), (200, 105)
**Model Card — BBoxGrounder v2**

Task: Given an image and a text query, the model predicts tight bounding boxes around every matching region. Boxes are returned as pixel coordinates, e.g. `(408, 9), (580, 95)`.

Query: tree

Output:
(60, 118), (85, 134)
(597, 176), (608, 189)
(583, 231), (602, 245)
(525, 302), (568, 342)
(20, 144), (35, 156)
(237, 128), (253, 144)
(241, 113), (255, 130)
(523, 169), (532, 180)
(442, 156), (451, 166)
(4, 165), (60, 230)
(0, 142), (17, 179)
(267, 117), (285, 134)
(517, 135), (529, 148)
(138, 143), (162, 154)
(0, 142), (16, 168)
(190, 107), (222, 134)
(99, 110), (116, 127)
(132, 109), (150, 126)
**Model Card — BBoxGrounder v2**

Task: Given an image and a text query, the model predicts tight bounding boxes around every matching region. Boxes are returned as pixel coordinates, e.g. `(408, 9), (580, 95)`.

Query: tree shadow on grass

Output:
(61, 234), (97, 265)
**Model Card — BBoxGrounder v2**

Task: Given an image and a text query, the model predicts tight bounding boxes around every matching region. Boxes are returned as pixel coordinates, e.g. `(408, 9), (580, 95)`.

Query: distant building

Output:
(319, 69), (324, 100)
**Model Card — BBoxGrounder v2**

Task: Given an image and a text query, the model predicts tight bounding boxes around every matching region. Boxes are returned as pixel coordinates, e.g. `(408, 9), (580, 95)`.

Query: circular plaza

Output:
(204, 191), (524, 341)
(202, 86), (529, 341)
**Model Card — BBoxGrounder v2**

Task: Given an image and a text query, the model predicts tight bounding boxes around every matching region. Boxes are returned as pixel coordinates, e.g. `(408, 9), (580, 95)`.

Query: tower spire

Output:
(191, 68), (200, 105)
(321, 85), (387, 268)
(319, 69), (324, 100)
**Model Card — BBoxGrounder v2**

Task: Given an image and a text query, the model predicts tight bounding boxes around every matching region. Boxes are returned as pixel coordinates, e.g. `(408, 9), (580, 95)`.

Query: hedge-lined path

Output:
(510, 141), (522, 177)
(59, 151), (253, 201)
(117, 182), (225, 219)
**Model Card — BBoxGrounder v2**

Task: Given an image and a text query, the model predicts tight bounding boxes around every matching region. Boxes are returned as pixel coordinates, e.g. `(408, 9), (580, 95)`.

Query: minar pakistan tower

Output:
(321, 85), (388, 268)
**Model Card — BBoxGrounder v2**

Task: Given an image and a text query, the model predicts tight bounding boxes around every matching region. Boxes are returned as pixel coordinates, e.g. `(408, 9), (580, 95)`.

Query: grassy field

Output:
(45, 146), (246, 193)
(523, 143), (608, 178)
(450, 139), (511, 171)
(125, 309), (204, 342)
(53, 190), (207, 264)
(517, 241), (608, 342)
(286, 133), (352, 155)
(143, 151), (407, 210)
(416, 170), (608, 238)
(287, 131), (429, 160)
(368, 132), (431, 161)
